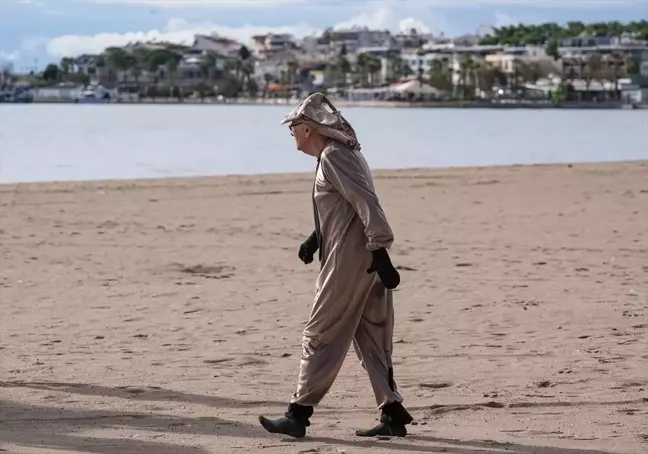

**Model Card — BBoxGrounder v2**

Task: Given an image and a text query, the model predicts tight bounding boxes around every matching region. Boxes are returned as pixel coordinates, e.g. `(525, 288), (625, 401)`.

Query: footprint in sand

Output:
(419, 382), (453, 390)
(183, 308), (203, 315)
(204, 358), (231, 365)
(396, 265), (417, 271)
(174, 263), (235, 279)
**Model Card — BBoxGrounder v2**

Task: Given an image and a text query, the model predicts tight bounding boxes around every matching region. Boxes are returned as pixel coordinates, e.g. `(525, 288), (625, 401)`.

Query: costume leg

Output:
(353, 284), (414, 437)
(260, 248), (374, 437)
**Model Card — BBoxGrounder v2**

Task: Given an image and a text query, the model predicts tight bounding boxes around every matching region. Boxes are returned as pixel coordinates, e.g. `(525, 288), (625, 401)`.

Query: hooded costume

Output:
(258, 93), (413, 438)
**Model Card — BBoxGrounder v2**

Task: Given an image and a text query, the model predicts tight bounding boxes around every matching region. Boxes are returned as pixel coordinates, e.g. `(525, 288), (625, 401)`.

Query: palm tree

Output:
(586, 52), (603, 92)
(626, 56), (640, 77)
(59, 57), (74, 79)
(387, 55), (411, 82)
(106, 47), (131, 87)
(366, 55), (382, 86)
(166, 58), (179, 100)
(428, 58), (453, 92)
(458, 55), (478, 99)
(262, 72), (274, 97)
(355, 53), (369, 87)
(203, 53), (217, 86)
(609, 52), (623, 99)
(236, 45), (252, 89)
(476, 62), (506, 93)
(241, 60), (255, 94)
(131, 63), (142, 101)
(337, 55), (351, 87)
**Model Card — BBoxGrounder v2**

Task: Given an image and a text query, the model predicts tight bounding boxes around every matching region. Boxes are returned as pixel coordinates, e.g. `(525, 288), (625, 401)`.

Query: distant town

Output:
(1, 20), (647, 107)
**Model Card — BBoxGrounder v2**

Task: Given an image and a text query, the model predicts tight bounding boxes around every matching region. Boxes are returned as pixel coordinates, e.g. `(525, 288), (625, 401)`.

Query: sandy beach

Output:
(1, 160), (647, 454)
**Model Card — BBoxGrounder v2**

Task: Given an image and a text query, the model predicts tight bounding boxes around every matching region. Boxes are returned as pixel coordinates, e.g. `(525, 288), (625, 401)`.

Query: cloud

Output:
(398, 0), (641, 5)
(399, 18), (431, 34)
(332, 6), (447, 35)
(333, 7), (394, 31)
(17, 0), (646, 62)
(0, 37), (50, 64)
(44, 18), (321, 57)
(494, 12), (519, 28)
(72, 0), (646, 6)
(0, 50), (21, 61)
(42, 2), (449, 58)
(82, 0), (303, 6)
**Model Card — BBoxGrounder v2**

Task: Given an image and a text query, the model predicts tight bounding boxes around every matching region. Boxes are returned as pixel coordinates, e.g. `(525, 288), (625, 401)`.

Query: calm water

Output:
(0, 104), (646, 184)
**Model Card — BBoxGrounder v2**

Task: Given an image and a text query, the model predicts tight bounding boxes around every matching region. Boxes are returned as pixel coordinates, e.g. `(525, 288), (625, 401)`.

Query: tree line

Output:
(479, 20), (648, 46)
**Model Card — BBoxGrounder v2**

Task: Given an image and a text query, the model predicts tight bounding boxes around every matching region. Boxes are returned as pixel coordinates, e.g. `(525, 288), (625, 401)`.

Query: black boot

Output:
(258, 403), (313, 439)
(355, 401), (414, 438)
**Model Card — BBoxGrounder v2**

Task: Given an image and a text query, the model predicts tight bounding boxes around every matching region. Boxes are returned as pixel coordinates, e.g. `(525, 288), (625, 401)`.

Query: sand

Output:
(1, 160), (647, 454)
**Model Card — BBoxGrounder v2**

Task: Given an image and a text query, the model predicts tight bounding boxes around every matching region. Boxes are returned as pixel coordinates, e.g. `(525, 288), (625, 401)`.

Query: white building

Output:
(485, 48), (562, 76)
(251, 34), (296, 57)
(641, 58), (648, 77)
(321, 27), (394, 56)
(192, 34), (241, 57)
(401, 52), (445, 74)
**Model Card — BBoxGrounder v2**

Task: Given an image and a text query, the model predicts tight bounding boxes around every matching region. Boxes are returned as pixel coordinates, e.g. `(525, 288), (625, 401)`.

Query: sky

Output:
(1, 0), (646, 72)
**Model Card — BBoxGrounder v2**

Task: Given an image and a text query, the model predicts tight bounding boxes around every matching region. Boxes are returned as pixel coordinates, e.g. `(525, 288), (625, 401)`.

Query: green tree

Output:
(428, 58), (453, 91)
(586, 53), (603, 89)
(336, 50), (351, 86)
(387, 55), (410, 82)
(355, 53), (382, 87)
(165, 58), (179, 99)
(238, 45), (251, 61)
(216, 73), (243, 98)
(246, 78), (259, 97)
(476, 63), (507, 92)
(457, 55), (479, 99)
(60, 57), (74, 77)
(366, 55), (382, 86)
(626, 56), (641, 76)
(478, 20), (648, 45)
(546, 39), (560, 61)
(105, 47), (131, 85)
(42, 64), (60, 82)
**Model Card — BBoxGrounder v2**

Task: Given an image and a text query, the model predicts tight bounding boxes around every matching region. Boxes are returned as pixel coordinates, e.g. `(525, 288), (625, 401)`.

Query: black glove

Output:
(298, 230), (319, 264)
(366, 247), (400, 289)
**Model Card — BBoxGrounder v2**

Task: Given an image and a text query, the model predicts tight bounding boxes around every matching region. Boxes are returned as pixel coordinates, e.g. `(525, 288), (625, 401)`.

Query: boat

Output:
(0, 82), (34, 103)
(74, 84), (112, 103)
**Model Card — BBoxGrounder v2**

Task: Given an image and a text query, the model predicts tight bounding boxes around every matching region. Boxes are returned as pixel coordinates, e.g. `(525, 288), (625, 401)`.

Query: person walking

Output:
(258, 93), (413, 439)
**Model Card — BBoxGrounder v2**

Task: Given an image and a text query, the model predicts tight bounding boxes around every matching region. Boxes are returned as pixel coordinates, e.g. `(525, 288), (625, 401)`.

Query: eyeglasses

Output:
(289, 121), (303, 131)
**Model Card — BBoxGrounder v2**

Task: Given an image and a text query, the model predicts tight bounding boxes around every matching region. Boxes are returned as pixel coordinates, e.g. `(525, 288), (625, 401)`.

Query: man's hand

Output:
(366, 248), (400, 289)
(298, 231), (319, 264)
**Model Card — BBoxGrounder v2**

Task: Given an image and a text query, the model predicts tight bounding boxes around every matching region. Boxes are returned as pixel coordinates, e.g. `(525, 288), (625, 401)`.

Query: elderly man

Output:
(258, 93), (413, 439)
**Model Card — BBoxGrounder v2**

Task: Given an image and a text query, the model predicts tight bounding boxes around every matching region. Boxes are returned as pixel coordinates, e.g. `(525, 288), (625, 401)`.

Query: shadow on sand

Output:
(0, 397), (271, 454)
(0, 380), (632, 454)
(306, 435), (624, 454)
(0, 380), (286, 408)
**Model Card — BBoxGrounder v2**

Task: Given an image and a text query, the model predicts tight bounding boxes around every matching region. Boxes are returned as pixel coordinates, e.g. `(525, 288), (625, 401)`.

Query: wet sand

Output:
(1, 160), (647, 454)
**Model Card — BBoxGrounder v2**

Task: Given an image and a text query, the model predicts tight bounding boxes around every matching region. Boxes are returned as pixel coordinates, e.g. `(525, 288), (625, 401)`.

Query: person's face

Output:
(289, 120), (309, 153)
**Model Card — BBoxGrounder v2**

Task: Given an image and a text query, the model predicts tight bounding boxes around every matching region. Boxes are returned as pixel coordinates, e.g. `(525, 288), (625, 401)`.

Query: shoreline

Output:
(14, 96), (646, 110)
(1, 158), (645, 189)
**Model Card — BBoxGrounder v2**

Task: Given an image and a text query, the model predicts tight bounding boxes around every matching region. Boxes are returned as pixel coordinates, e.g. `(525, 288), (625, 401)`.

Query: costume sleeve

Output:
(320, 149), (394, 250)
